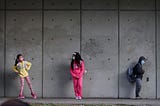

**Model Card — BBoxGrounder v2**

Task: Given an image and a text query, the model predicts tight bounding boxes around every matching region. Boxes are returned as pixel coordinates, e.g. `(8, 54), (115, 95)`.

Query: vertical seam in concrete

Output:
(118, 0), (120, 98)
(155, 0), (158, 99)
(80, 0), (82, 54)
(42, 0), (44, 98)
(4, 0), (6, 97)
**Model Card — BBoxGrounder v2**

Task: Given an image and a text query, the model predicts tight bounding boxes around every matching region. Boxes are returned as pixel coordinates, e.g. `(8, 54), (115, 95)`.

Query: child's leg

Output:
(19, 77), (24, 96)
(73, 77), (78, 97)
(78, 77), (83, 97)
(25, 76), (34, 93)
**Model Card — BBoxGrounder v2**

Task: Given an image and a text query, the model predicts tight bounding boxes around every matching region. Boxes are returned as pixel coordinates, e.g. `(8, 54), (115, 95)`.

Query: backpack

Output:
(127, 65), (136, 83)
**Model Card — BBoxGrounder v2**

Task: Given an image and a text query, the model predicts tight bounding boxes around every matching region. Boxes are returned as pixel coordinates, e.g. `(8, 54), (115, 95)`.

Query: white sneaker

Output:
(78, 96), (82, 100)
(75, 96), (79, 100)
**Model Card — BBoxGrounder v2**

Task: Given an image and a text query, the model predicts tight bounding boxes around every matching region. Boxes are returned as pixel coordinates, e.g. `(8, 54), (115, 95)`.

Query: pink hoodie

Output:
(70, 61), (85, 78)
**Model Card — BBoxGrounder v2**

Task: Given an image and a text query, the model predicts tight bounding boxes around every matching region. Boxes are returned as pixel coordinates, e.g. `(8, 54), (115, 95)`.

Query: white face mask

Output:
(141, 60), (145, 65)
(72, 55), (75, 60)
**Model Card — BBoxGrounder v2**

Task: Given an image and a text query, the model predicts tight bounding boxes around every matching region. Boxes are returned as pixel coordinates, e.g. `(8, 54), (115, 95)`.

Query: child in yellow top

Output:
(12, 54), (37, 99)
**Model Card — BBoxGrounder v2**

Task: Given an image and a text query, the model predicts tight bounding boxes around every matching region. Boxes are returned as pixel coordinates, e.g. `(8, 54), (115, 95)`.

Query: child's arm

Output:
(70, 67), (78, 78)
(12, 66), (19, 73)
(79, 61), (85, 77)
(26, 61), (32, 71)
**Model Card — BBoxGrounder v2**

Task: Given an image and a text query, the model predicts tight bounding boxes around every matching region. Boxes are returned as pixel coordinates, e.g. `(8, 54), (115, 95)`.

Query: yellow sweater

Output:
(12, 61), (32, 77)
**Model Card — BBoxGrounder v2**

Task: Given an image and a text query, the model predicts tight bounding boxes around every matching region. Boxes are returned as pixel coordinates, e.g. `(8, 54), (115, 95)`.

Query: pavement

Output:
(0, 98), (160, 106)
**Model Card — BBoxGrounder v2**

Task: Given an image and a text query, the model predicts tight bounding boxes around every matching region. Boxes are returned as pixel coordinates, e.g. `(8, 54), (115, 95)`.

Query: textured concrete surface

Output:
(157, 11), (160, 99)
(0, 98), (160, 105)
(0, 11), (4, 97)
(5, 11), (42, 97)
(0, 0), (159, 99)
(119, 11), (156, 98)
(82, 11), (118, 98)
(43, 11), (80, 97)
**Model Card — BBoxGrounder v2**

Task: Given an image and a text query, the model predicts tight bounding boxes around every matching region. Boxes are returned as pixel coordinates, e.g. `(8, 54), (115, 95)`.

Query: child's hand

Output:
(76, 76), (79, 78)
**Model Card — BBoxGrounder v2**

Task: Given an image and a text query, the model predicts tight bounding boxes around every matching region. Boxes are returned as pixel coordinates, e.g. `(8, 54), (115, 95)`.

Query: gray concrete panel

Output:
(5, 11), (42, 97)
(0, 11), (4, 96)
(120, 0), (155, 10)
(157, 0), (160, 11)
(44, 0), (80, 9)
(82, 11), (118, 98)
(82, 0), (118, 10)
(119, 11), (156, 98)
(157, 11), (160, 99)
(43, 11), (80, 97)
(6, 0), (42, 9)
(0, 0), (4, 9)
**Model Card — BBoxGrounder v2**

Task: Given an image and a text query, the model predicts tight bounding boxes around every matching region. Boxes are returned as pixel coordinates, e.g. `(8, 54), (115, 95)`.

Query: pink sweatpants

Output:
(72, 77), (83, 97)
(19, 76), (34, 95)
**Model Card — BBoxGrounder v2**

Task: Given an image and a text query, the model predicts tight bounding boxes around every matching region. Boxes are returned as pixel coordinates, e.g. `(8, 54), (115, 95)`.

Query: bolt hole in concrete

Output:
(70, 19), (73, 21)
(32, 3), (35, 5)
(51, 2), (55, 6)
(13, 3), (16, 5)
(51, 38), (54, 40)
(32, 38), (34, 40)
(70, 38), (72, 41)
(14, 19), (16, 22)
(52, 19), (54, 21)
(14, 38), (16, 40)
(69, 2), (73, 6)
(31, 77), (34, 80)
(32, 19), (34, 21)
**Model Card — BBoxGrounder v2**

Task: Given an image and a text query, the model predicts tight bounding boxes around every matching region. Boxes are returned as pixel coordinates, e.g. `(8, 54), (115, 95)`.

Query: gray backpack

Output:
(127, 65), (136, 83)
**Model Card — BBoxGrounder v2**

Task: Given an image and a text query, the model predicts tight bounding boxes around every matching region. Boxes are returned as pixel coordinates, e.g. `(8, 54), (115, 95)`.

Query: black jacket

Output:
(133, 57), (145, 79)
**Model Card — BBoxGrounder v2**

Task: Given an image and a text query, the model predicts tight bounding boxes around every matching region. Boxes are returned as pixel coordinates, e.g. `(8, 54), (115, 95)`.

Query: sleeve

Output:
(70, 67), (77, 78)
(25, 61), (32, 71)
(136, 64), (144, 75)
(79, 61), (85, 77)
(12, 66), (19, 73)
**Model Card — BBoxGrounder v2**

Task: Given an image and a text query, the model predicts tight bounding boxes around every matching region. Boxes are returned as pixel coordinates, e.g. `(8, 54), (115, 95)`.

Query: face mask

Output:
(141, 60), (145, 65)
(72, 55), (75, 60)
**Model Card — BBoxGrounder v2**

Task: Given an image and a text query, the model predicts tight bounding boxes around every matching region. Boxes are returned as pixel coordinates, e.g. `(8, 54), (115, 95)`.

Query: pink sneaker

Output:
(31, 92), (37, 99)
(78, 96), (82, 100)
(18, 95), (25, 99)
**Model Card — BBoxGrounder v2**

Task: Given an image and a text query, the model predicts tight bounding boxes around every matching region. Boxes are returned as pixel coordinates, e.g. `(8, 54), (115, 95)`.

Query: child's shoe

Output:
(78, 96), (82, 100)
(18, 95), (25, 99)
(31, 92), (37, 99)
(75, 96), (79, 100)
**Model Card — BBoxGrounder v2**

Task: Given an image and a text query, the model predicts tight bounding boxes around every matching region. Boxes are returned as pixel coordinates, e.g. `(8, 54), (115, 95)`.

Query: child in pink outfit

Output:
(70, 52), (85, 100)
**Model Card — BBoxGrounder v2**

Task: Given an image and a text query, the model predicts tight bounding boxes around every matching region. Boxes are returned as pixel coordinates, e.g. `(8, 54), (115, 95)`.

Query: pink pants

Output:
(19, 76), (34, 95)
(72, 77), (83, 97)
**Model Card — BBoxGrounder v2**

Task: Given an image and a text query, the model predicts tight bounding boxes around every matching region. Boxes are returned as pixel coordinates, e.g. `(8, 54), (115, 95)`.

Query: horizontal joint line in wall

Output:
(4, 9), (81, 11)
(119, 9), (156, 11)
(82, 9), (118, 11)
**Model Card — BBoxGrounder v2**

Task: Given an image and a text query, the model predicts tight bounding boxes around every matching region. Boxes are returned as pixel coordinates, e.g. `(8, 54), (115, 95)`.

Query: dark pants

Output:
(136, 78), (142, 96)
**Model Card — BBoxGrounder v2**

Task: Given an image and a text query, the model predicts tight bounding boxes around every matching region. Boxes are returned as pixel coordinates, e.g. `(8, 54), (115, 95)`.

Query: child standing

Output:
(70, 52), (85, 100)
(12, 54), (37, 99)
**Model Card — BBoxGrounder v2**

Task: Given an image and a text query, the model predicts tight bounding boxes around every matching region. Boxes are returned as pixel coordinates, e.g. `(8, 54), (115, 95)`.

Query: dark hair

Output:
(138, 56), (146, 64)
(15, 54), (23, 66)
(1, 99), (30, 106)
(70, 52), (83, 70)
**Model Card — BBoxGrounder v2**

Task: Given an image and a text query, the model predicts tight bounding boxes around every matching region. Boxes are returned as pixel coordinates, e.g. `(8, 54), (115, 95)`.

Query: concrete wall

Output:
(0, 0), (159, 99)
